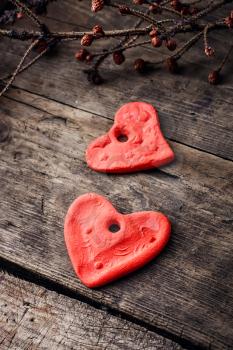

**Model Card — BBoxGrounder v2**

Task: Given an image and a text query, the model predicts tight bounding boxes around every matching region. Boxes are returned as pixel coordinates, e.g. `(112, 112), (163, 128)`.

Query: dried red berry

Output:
(17, 12), (23, 19)
(75, 48), (89, 61)
(204, 46), (215, 57)
(166, 39), (177, 51)
(134, 58), (146, 73)
(91, 0), (104, 12)
(119, 5), (131, 15)
(92, 24), (105, 36)
(225, 16), (233, 28)
(81, 34), (94, 47)
(149, 3), (161, 14)
(208, 70), (219, 85)
(113, 51), (125, 65)
(171, 0), (182, 11)
(149, 27), (159, 37)
(151, 36), (162, 48)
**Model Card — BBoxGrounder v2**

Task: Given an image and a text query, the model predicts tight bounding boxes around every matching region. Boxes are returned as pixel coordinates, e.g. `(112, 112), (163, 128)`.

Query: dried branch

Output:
(0, 0), (232, 92)
(9, 0), (43, 28)
(0, 39), (39, 96)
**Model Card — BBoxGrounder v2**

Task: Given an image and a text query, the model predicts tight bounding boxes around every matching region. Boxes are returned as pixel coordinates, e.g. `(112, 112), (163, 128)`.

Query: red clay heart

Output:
(64, 193), (171, 288)
(86, 102), (174, 173)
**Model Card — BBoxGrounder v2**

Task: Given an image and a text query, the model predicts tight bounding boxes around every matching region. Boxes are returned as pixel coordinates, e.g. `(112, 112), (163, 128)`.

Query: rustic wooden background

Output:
(0, 1), (233, 349)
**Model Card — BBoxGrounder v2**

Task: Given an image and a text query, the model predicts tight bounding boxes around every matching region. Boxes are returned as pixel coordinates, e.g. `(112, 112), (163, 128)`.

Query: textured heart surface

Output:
(64, 193), (171, 288)
(86, 102), (174, 173)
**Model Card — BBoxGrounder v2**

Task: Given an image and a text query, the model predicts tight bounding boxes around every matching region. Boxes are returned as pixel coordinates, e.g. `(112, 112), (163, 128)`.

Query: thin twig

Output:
(174, 31), (203, 59)
(108, 2), (159, 26)
(0, 26), (152, 40)
(0, 39), (39, 96)
(1, 45), (50, 82)
(217, 44), (233, 72)
(93, 40), (151, 57)
(9, 0), (43, 28)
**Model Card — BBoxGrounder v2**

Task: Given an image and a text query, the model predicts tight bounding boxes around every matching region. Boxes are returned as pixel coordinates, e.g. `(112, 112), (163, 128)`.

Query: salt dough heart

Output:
(64, 193), (171, 288)
(86, 102), (174, 173)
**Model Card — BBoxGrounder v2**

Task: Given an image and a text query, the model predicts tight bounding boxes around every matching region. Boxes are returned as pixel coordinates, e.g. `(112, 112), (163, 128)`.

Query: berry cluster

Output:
(72, 0), (233, 84)
(0, 0), (232, 95)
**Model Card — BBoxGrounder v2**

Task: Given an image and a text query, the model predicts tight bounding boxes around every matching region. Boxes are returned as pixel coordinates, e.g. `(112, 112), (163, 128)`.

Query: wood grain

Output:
(0, 272), (184, 350)
(0, 3), (232, 160)
(0, 89), (232, 349)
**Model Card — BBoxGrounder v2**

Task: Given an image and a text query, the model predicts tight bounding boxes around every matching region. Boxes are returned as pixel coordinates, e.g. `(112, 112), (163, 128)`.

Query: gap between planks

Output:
(0, 257), (198, 350)
(5, 87), (233, 164)
(0, 270), (185, 350)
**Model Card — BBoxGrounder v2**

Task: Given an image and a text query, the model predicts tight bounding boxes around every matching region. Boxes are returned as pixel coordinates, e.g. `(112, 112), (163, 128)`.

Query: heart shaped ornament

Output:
(86, 102), (174, 173)
(64, 193), (171, 288)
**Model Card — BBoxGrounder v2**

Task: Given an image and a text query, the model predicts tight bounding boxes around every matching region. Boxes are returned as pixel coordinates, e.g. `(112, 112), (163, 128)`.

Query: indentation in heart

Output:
(86, 102), (174, 173)
(64, 193), (171, 288)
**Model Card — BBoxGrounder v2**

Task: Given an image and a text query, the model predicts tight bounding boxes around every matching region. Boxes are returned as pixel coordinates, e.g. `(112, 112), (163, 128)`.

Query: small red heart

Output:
(64, 193), (171, 288)
(86, 102), (174, 173)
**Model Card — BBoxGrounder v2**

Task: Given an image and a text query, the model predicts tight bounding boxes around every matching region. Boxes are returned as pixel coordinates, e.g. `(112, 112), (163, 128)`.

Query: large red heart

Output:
(64, 193), (171, 288)
(86, 102), (174, 173)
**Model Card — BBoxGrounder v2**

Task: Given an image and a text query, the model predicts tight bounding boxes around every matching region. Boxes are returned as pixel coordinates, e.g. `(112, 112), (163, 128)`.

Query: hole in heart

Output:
(149, 237), (156, 243)
(117, 134), (128, 143)
(109, 223), (120, 233)
(95, 262), (103, 269)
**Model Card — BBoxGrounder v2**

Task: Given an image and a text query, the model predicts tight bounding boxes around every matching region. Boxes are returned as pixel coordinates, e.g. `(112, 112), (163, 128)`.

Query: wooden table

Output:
(0, 2), (233, 349)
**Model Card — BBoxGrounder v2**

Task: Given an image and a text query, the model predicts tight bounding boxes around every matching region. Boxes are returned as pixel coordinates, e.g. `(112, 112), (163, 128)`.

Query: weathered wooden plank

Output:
(0, 89), (233, 349)
(0, 272), (184, 350)
(0, 6), (232, 160)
